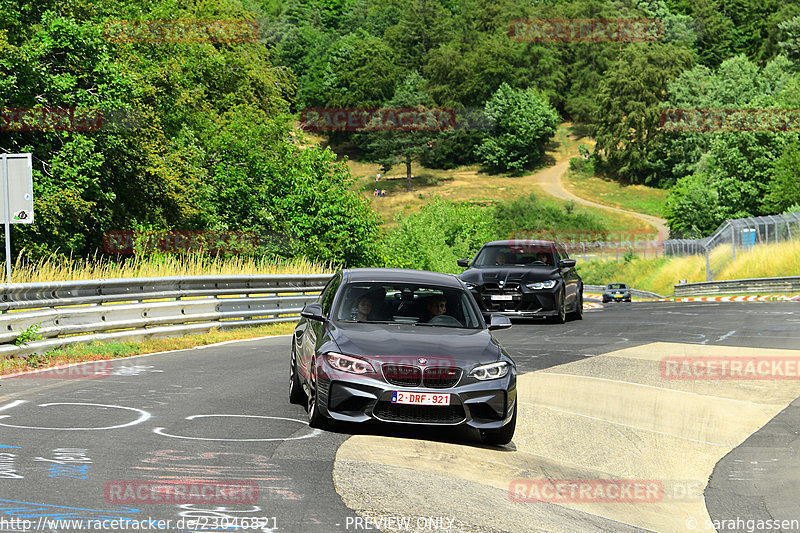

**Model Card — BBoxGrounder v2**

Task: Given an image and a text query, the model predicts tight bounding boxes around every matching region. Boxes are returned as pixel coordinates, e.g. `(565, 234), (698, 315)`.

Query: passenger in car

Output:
(354, 295), (373, 321)
(424, 295), (447, 322)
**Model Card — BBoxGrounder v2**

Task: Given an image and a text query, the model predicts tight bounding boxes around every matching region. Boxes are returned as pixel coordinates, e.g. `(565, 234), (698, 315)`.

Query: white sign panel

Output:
(1, 153), (34, 224)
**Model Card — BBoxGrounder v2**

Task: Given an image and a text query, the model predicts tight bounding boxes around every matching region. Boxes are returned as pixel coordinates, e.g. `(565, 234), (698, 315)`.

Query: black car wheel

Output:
(549, 291), (566, 324)
(306, 362), (328, 429)
(289, 346), (306, 405)
(480, 404), (517, 445)
(568, 289), (583, 321)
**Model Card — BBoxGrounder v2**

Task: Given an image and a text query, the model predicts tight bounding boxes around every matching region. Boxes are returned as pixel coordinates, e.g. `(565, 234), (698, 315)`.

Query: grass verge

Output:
(5, 254), (332, 284)
(563, 164), (668, 218)
(577, 241), (800, 296)
(0, 322), (296, 376)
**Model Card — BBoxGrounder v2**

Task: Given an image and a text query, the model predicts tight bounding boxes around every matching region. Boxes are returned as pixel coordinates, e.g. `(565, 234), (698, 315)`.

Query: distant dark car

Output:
(457, 240), (583, 323)
(602, 283), (632, 303)
(290, 268), (517, 445)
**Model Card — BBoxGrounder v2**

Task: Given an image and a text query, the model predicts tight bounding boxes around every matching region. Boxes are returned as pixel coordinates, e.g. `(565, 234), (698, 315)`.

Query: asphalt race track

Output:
(1, 301), (799, 533)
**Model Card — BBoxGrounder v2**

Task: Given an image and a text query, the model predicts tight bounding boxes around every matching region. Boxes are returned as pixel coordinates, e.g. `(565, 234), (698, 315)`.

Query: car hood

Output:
(330, 322), (502, 366)
(459, 266), (560, 285)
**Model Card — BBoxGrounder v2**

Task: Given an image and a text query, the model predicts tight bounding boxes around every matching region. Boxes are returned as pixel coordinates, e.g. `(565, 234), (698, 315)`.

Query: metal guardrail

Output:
(0, 275), (333, 359)
(584, 284), (664, 299)
(673, 276), (800, 297)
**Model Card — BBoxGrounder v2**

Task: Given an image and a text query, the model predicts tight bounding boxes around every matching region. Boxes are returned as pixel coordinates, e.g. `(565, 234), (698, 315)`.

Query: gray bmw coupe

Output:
(290, 268), (517, 445)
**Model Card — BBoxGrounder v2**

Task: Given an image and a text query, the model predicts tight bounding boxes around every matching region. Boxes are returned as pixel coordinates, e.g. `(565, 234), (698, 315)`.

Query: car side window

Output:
(320, 274), (341, 315)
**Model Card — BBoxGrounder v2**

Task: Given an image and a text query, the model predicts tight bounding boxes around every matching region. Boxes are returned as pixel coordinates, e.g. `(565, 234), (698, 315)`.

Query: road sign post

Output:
(0, 153), (34, 283)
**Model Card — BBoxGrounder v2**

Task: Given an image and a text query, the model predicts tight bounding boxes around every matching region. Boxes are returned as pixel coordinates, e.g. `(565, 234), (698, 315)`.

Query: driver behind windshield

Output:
(354, 295), (373, 321)
(424, 294), (447, 322)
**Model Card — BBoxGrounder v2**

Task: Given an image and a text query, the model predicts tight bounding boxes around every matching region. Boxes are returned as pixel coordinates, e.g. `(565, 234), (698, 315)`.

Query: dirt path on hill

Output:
(530, 158), (670, 240)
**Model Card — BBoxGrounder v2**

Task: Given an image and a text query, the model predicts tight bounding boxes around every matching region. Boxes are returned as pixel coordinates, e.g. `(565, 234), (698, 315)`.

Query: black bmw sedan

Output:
(457, 240), (583, 323)
(290, 268), (517, 445)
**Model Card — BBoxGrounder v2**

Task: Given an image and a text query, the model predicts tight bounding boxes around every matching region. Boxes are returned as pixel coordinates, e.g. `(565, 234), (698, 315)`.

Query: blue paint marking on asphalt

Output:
(0, 499), (140, 521)
(0, 445), (20, 448)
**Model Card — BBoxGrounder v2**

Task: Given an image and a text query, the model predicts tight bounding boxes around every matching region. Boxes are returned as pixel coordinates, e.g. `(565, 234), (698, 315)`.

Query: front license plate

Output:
(491, 295), (514, 301)
(391, 391), (451, 406)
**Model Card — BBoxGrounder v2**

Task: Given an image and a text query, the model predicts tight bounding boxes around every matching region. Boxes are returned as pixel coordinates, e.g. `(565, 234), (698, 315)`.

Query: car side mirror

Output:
(300, 303), (326, 322)
(488, 313), (512, 330)
(559, 259), (576, 268)
(457, 259), (470, 268)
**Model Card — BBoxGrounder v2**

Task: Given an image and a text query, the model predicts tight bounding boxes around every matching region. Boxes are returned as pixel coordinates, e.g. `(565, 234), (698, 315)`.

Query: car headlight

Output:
(325, 352), (374, 375)
(469, 362), (510, 381)
(526, 280), (557, 290)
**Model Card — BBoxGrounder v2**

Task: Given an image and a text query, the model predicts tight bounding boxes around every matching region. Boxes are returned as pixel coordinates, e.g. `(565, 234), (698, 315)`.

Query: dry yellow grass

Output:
(581, 242), (798, 296)
(6, 253), (333, 284)
(717, 241), (800, 280)
(344, 124), (654, 236)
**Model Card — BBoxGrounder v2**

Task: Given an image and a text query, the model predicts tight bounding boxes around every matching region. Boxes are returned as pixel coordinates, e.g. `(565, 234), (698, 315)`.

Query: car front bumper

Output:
(603, 293), (631, 301)
(470, 285), (561, 317)
(315, 365), (517, 431)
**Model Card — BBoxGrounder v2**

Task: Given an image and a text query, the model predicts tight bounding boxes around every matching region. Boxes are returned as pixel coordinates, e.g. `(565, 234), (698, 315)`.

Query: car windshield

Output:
(334, 282), (483, 329)
(472, 245), (556, 267)
(607, 283), (627, 289)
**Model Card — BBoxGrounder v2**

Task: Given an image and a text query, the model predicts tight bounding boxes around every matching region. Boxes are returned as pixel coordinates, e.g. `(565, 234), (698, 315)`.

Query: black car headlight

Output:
(469, 362), (510, 381)
(525, 280), (557, 290)
(325, 352), (374, 375)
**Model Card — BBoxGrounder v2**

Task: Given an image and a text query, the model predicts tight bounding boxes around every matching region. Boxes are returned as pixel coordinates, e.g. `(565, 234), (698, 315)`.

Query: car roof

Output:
(481, 240), (557, 247)
(342, 268), (463, 288)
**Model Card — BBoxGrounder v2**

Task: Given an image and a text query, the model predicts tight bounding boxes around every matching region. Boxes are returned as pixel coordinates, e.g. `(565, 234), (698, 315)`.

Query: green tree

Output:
(355, 72), (438, 191)
(764, 142), (800, 213)
(593, 43), (694, 185)
(475, 83), (559, 174)
(381, 196), (495, 273)
(779, 16), (800, 70)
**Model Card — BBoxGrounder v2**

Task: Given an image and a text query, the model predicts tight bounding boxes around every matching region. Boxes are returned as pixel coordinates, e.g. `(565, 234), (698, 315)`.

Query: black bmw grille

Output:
(382, 364), (422, 387)
(374, 402), (466, 424)
(423, 366), (461, 388)
(482, 281), (520, 293)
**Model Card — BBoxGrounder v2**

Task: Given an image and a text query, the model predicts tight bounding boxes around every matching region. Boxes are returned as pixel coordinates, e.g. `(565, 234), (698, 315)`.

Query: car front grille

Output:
(373, 401), (466, 424)
(382, 364), (461, 388)
(382, 364), (422, 387)
(482, 282), (520, 294)
(423, 366), (461, 388)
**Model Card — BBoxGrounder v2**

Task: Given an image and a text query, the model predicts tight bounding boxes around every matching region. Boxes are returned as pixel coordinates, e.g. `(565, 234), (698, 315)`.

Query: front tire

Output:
(289, 347), (305, 405)
(549, 291), (566, 324)
(306, 363), (329, 429)
(568, 289), (583, 321)
(480, 405), (517, 446)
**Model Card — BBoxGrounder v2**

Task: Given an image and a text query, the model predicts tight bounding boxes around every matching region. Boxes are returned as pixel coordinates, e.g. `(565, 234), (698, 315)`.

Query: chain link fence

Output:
(550, 213), (800, 281)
